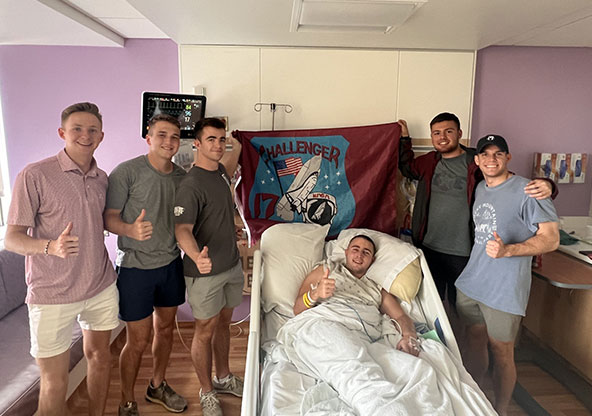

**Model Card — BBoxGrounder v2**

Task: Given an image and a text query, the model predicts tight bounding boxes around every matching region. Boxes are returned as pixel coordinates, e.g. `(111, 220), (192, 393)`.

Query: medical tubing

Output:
(329, 300), (385, 343)
(329, 300), (421, 351)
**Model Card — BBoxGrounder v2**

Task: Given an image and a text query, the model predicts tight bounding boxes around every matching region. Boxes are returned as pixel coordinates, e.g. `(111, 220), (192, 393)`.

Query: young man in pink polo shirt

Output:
(5, 102), (120, 416)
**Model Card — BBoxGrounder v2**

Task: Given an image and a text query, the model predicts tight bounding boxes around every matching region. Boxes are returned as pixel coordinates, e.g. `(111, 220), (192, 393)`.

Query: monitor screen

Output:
(141, 91), (206, 139)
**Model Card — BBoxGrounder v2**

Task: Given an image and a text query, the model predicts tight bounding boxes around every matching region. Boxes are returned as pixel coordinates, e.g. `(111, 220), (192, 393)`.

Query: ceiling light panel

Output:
(291, 0), (427, 34)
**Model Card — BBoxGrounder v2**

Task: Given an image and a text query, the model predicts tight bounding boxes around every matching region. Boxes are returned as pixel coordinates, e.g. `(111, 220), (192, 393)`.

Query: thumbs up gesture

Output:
(196, 246), (212, 274)
(51, 222), (79, 258)
(313, 266), (335, 301)
(486, 231), (507, 258)
(130, 209), (153, 241)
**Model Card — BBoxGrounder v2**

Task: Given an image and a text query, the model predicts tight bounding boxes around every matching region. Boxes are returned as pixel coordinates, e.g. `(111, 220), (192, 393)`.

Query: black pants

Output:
(421, 246), (469, 308)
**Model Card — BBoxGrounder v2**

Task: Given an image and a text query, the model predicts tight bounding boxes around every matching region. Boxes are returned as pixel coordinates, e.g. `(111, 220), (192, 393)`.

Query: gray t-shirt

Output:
(423, 154), (472, 256)
(455, 175), (558, 316)
(173, 164), (239, 278)
(106, 155), (186, 269)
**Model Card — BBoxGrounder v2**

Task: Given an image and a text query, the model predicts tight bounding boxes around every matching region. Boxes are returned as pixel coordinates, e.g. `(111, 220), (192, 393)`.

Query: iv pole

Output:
(253, 102), (293, 131)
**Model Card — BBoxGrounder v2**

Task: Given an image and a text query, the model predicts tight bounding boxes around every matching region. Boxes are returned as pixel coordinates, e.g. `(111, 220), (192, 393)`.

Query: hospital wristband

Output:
(307, 290), (318, 306)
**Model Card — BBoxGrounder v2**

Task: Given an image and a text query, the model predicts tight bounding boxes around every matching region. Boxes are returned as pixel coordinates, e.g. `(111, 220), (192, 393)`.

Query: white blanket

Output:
(271, 300), (497, 416)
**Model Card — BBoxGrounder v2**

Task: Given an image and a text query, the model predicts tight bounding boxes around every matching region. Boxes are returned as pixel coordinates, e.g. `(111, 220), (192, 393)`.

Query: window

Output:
(0, 92), (10, 244)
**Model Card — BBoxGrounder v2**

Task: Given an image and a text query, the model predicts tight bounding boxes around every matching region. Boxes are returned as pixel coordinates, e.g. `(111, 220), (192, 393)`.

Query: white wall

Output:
(179, 46), (475, 139)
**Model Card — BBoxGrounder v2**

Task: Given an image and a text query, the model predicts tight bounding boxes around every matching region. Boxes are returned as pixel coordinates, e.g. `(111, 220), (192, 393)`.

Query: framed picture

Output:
(213, 115), (229, 131)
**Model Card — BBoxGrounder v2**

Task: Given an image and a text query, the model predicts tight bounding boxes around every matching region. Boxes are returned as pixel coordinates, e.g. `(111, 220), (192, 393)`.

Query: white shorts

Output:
(28, 282), (120, 358)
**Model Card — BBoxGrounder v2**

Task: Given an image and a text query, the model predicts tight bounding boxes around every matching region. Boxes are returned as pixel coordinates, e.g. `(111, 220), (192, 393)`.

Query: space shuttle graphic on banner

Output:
(249, 136), (354, 234)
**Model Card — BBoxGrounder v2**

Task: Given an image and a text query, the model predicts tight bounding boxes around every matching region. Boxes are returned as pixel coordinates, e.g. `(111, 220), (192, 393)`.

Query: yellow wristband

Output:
(302, 293), (310, 308)
(303, 292), (314, 308)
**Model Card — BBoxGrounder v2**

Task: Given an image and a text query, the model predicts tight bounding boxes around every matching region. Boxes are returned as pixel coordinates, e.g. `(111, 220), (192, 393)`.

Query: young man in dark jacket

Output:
(398, 113), (555, 308)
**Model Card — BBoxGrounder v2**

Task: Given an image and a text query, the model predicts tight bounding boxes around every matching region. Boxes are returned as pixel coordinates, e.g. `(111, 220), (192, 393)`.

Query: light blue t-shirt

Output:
(455, 175), (558, 316)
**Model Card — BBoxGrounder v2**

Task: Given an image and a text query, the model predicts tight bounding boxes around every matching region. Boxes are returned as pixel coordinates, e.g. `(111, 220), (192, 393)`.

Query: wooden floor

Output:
(480, 363), (590, 416)
(514, 363), (590, 416)
(67, 321), (591, 416)
(67, 322), (248, 416)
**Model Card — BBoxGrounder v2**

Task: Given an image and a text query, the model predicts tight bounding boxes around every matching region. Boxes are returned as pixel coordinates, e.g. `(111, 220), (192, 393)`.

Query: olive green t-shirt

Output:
(173, 164), (239, 277)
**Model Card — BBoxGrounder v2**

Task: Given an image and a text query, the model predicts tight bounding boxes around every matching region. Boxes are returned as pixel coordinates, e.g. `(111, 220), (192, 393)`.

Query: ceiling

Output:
(2, 0), (592, 50)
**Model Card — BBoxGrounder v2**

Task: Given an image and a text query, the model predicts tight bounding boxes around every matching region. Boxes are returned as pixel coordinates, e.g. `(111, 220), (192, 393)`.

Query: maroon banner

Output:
(233, 122), (401, 242)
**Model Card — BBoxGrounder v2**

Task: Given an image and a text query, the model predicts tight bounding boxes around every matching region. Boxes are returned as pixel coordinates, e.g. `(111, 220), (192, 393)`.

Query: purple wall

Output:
(0, 39), (180, 259)
(0, 39), (180, 183)
(0, 38), (180, 266)
(0, 39), (249, 321)
(471, 46), (592, 216)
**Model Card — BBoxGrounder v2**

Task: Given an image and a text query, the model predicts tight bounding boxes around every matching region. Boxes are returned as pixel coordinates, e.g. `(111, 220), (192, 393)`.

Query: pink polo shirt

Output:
(7, 150), (117, 304)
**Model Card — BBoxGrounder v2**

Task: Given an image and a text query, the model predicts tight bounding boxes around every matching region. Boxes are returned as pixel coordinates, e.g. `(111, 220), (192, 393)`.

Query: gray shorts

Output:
(456, 289), (522, 343)
(185, 261), (244, 320)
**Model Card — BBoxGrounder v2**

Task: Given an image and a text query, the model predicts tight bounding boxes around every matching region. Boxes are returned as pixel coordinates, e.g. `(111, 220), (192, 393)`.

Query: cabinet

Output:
(524, 253), (592, 381)
(179, 46), (261, 132)
(259, 48), (399, 129)
(397, 51), (475, 139)
(179, 46), (475, 138)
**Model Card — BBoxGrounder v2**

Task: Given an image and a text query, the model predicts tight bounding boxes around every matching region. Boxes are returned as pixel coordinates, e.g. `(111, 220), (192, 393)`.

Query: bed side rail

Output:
(241, 249), (262, 416)
(417, 250), (461, 360)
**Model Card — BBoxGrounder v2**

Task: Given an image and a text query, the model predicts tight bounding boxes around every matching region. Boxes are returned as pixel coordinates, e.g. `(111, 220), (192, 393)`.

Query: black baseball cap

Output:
(476, 134), (509, 153)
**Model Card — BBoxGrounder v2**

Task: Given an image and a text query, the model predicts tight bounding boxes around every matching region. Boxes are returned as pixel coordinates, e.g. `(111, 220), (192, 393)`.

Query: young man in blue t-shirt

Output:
(455, 134), (559, 416)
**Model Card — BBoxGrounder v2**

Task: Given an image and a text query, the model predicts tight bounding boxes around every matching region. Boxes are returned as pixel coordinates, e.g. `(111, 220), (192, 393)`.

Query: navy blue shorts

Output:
(116, 256), (185, 322)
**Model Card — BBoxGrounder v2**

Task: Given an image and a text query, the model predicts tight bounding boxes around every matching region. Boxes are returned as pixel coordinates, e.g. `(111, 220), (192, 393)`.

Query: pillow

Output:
(329, 228), (422, 303)
(388, 257), (421, 304)
(260, 223), (330, 316)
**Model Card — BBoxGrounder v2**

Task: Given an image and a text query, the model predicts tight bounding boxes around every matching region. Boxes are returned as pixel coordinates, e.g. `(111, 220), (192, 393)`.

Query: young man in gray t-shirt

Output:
(105, 114), (187, 416)
(455, 134), (559, 416)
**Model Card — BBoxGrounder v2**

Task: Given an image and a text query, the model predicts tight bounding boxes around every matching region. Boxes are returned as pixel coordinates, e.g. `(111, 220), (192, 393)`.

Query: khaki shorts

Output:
(456, 289), (522, 343)
(28, 282), (120, 358)
(185, 261), (244, 320)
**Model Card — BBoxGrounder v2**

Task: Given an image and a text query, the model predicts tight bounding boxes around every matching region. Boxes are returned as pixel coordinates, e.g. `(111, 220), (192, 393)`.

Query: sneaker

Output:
(212, 374), (244, 397)
(199, 389), (223, 416)
(145, 380), (188, 413)
(118, 401), (139, 416)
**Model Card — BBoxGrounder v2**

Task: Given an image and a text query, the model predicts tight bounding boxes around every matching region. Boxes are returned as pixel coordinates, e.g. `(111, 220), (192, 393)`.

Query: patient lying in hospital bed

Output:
(245, 224), (497, 415)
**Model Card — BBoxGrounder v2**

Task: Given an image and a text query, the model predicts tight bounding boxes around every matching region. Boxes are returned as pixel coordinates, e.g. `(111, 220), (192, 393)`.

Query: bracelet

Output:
(302, 293), (312, 308)
(307, 290), (317, 307)
(44, 240), (51, 256)
(302, 291), (316, 309)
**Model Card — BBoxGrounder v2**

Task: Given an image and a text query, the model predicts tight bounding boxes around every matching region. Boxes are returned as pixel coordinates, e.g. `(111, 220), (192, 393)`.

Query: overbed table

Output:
(532, 250), (592, 289)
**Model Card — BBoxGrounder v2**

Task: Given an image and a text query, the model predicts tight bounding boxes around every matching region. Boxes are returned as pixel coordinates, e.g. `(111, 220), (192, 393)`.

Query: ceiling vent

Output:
(290, 0), (428, 34)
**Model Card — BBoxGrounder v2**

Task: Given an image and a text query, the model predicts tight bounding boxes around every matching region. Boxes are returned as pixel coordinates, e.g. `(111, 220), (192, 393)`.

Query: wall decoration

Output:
(533, 153), (587, 184)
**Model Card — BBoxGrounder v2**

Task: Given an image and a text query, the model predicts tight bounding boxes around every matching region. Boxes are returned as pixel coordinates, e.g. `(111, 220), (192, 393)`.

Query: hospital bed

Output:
(240, 224), (495, 415)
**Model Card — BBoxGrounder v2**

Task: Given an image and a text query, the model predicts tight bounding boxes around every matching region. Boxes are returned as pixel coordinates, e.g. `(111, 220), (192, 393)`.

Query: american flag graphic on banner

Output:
(274, 157), (303, 177)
